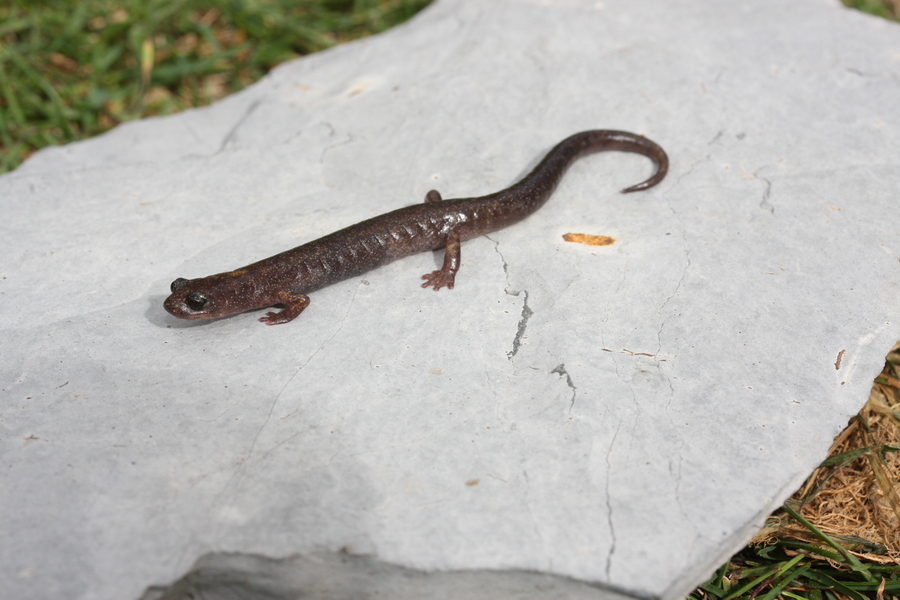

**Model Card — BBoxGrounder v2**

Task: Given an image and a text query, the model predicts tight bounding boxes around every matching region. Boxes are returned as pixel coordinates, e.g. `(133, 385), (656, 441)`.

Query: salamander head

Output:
(164, 275), (255, 320)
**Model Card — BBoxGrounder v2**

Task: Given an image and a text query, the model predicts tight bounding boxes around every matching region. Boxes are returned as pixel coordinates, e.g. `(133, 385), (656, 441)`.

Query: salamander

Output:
(164, 130), (669, 325)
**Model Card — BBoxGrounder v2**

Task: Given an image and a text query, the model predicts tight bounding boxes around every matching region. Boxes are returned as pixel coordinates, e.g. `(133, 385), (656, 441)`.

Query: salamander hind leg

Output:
(424, 190), (443, 203)
(421, 230), (460, 291)
(259, 291), (311, 325)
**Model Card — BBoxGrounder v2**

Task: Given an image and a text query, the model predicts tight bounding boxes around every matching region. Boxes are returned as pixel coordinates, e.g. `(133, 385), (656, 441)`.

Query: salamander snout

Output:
(169, 279), (209, 311)
(165, 278), (216, 319)
(164, 274), (258, 320)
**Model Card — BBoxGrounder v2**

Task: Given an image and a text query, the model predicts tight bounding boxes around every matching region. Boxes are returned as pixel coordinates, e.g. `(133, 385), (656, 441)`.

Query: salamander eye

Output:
(185, 292), (209, 311)
(170, 278), (189, 292)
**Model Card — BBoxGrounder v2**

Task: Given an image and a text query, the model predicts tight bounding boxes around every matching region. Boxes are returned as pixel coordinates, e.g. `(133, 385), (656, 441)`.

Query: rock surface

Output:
(2, 1), (899, 599)
(138, 552), (632, 600)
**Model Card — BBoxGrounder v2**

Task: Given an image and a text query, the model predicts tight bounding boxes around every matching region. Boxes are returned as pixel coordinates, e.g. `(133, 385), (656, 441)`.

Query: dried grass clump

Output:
(758, 344), (900, 564)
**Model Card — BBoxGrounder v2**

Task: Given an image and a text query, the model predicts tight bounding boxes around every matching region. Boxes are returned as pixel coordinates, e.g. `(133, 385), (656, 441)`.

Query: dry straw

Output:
(756, 344), (900, 565)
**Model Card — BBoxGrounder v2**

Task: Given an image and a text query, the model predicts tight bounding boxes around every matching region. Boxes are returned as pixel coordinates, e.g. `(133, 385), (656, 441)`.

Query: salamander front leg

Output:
(259, 291), (311, 325)
(421, 230), (460, 291)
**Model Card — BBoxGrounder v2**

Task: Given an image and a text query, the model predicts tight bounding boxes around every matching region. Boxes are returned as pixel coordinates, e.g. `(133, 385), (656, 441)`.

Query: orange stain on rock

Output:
(562, 233), (615, 246)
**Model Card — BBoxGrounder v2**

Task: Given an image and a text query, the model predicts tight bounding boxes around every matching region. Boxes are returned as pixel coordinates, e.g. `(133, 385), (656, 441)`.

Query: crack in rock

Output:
(550, 363), (577, 409)
(604, 423), (622, 579)
(758, 175), (774, 214)
(491, 235), (534, 360)
(507, 291), (532, 359)
(489, 235), (511, 289)
(655, 197), (690, 358)
(218, 99), (262, 152)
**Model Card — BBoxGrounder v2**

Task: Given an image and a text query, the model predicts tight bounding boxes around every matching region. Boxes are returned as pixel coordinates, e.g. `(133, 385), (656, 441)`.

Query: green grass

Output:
(0, 0), (433, 173)
(843, 0), (900, 21)
(691, 547), (900, 600)
(690, 505), (900, 600)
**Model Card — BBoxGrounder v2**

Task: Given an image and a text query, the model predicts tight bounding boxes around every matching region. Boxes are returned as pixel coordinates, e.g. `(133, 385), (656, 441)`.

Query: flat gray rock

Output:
(2, 1), (899, 599)
(138, 552), (633, 600)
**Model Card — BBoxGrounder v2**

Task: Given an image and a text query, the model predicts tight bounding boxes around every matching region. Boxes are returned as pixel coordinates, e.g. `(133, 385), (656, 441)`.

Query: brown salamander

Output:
(164, 130), (669, 325)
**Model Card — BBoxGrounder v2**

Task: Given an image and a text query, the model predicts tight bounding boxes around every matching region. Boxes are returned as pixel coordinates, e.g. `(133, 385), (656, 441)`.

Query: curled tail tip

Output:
(620, 159), (669, 194)
(620, 172), (667, 194)
(620, 182), (648, 194)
